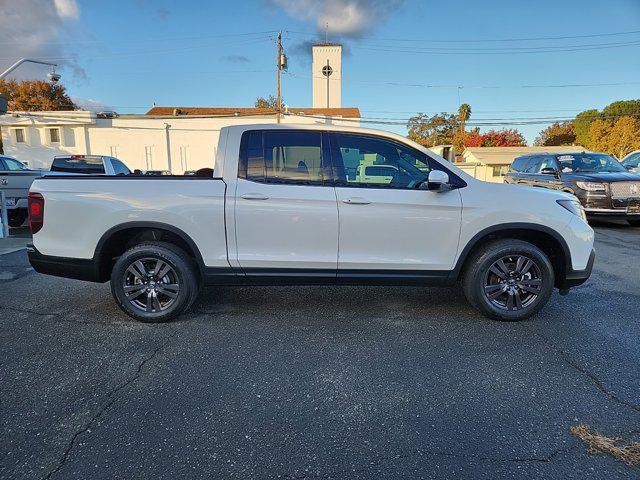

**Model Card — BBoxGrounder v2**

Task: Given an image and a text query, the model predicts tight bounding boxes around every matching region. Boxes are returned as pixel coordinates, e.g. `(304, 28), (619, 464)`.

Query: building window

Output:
(48, 128), (60, 143)
(14, 129), (25, 143)
(145, 146), (153, 170)
(110, 146), (119, 157)
(492, 165), (509, 177)
(179, 146), (189, 172)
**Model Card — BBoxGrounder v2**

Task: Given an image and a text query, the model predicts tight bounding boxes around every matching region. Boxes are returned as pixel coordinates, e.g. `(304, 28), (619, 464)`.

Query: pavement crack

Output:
(41, 328), (178, 480)
(537, 332), (640, 414)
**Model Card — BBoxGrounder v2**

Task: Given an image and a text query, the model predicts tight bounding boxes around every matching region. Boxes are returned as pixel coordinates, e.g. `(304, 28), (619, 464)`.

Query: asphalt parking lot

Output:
(1, 222), (639, 480)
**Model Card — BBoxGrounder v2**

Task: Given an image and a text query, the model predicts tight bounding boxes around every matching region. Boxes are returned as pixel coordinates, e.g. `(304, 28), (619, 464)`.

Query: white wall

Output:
(1, 112), (359, 173)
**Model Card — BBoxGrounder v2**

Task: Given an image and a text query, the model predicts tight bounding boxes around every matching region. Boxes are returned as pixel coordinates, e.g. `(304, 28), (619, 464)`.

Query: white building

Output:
(0, 43), (358, 173)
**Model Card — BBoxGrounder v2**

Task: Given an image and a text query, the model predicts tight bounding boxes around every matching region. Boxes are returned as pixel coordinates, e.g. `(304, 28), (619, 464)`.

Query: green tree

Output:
(407, 112), (459, 147)
(572, 109), (600, 148)
(254, 95), (278, 109)
(602, 100), (640, 119)
(534, 122), (576, 146)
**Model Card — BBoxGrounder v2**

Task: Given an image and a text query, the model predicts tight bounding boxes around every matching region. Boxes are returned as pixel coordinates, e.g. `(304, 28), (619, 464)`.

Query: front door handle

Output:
(342, 197), (371, 205)
(241, 193), (269, 200)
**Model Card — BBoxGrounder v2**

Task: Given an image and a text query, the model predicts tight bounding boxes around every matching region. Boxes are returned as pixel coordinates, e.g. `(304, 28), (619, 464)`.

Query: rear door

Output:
(329, 132), (463, 272)
(233, 130), (339, 275)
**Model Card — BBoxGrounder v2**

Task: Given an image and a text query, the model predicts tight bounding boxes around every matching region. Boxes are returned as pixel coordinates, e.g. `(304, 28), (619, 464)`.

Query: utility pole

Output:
(276, 31), (282, 124)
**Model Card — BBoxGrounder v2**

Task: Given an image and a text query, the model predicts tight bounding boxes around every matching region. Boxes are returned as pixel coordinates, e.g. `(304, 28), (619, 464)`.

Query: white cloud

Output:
(54, 0), (80, 19)
(272, 0), (403, 38)
(0, 0), (83, 79)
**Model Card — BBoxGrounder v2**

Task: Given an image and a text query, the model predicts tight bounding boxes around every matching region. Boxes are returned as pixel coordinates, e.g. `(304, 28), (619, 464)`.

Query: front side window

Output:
(623, 153), (640, 168)
(536, 157), (559, 173)
(3, 158), (28, 171)
(239, 130), (325, 185)
(330, 133), (430, 189)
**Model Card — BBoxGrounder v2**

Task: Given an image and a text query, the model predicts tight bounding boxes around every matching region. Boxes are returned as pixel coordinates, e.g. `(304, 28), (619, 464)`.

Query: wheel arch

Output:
(453, 223), (571, 288)
(94, 222), (205, 282)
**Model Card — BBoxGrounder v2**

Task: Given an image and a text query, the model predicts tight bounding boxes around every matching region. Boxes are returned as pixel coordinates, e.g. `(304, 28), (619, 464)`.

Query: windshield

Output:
(623, 153), (640, 168)
(556, 153), (627, 173)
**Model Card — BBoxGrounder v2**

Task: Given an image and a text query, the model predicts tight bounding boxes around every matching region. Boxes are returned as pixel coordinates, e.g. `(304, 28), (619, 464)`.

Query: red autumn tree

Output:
(462, 128), (527, 148)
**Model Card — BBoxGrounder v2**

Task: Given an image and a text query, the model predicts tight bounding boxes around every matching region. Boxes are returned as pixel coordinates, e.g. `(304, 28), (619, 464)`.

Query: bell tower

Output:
(312, 44), (342, 109)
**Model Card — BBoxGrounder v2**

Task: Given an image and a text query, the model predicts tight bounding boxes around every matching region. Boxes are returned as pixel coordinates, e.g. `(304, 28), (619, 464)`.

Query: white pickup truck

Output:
(27, 124), (595, 322)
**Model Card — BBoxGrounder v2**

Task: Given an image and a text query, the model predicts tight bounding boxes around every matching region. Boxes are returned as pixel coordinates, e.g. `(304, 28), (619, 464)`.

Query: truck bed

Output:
(30, 175), (229, 268)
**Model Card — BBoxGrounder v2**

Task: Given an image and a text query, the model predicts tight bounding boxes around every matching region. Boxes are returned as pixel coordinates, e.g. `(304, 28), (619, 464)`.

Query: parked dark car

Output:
(504, 152), (640, 226)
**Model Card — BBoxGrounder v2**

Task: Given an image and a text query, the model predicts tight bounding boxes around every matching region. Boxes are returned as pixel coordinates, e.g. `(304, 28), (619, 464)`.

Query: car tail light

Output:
(28, 192), (44, 234)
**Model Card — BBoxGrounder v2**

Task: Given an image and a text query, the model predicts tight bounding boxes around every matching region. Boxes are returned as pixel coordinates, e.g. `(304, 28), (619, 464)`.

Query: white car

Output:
(621, 150), (640, 173)
(26, 124), (595, 322)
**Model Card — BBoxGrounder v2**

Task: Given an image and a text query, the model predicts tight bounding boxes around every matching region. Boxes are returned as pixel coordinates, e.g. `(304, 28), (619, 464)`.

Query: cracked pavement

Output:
(1, 222), (639, 479)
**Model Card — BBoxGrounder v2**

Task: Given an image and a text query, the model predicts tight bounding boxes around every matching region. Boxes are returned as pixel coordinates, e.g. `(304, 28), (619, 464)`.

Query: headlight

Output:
(576, 181), (606, 192)
(557, 199), (587, 222)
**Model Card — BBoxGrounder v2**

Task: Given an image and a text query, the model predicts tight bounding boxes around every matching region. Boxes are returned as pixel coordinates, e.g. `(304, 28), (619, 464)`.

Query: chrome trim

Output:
(585, 207), (640, 214)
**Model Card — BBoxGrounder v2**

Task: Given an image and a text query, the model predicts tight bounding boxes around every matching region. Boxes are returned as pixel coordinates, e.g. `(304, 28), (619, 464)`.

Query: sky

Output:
(1, 0), (639, 143)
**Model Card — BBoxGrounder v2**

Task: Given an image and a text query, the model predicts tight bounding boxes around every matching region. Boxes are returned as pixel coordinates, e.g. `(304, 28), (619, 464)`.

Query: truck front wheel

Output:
(462, 239), (554, 321)
(110, 242), (200, 322)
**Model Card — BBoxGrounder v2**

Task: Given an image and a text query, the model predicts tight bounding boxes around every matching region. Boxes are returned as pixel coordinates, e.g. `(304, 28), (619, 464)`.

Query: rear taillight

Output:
(28, 192), (44, 234)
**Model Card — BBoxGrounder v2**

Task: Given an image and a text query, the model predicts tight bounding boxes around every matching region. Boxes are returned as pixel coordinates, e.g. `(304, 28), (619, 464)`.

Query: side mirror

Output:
(540, 167), (559, 175)
(426, 170), (450, 191)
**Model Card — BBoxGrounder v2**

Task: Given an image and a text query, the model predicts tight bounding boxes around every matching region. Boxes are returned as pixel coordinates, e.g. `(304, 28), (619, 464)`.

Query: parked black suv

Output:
(504, 152), (640, 226)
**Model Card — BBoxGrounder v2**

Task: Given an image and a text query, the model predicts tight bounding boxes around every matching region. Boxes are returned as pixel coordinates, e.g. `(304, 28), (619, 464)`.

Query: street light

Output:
(0, 58), (59, 81)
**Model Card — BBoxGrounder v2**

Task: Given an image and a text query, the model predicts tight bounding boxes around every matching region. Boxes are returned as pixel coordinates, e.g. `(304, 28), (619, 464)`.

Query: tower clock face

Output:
(322, 65), (333, 77)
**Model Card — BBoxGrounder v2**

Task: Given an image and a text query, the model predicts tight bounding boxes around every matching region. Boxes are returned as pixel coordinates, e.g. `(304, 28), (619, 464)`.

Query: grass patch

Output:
(571, 424), (640, 467)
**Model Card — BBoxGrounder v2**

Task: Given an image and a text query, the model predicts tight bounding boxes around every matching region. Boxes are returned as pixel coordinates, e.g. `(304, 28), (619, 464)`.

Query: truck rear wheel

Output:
(110, 242), (200, 323)
(462, 239), (554, 321)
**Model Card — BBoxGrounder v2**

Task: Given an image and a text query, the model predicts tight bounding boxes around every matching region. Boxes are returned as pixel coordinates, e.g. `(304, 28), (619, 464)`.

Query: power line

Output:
(285, 28), (640, 44)
(352, 40), (640, 55)
(284, 71), (640, 90)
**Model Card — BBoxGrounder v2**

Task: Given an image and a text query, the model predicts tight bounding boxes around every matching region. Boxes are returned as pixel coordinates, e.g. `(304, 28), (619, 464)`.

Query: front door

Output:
(234, 130), (339, 275)
(329, 132), (463, 273)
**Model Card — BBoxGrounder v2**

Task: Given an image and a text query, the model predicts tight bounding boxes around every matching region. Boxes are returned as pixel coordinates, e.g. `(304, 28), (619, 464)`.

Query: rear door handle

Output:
(241, 193), (269, 200)
(342, 197), (371, 205)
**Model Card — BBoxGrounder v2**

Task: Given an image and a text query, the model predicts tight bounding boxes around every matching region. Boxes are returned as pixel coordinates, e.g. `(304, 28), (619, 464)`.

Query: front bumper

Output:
(560, 249), (595, 289)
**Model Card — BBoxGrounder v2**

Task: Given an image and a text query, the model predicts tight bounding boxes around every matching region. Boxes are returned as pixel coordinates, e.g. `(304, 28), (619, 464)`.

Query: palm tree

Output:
(458, 103), (471, 131)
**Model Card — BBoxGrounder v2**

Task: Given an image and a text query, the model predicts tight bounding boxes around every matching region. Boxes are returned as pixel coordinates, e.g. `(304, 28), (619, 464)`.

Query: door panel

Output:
(235, 179), (338, 270)
(233, 130), (339, 271)
(335, 187), (463, 270)
(329, 133), (463, 271)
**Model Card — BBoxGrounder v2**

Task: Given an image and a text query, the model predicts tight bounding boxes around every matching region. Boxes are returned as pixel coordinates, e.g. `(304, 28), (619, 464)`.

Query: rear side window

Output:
(3, 158), (28, 171)
(239, 130), (326, 185)
(51, 157), (106, 174)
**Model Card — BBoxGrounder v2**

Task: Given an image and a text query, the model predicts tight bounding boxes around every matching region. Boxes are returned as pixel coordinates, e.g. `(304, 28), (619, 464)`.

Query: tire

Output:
(462, 239), (554, 321)
(628, 219), (640, 227)
(8, 209), (27, 228)
(110, 242), (200, 323)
